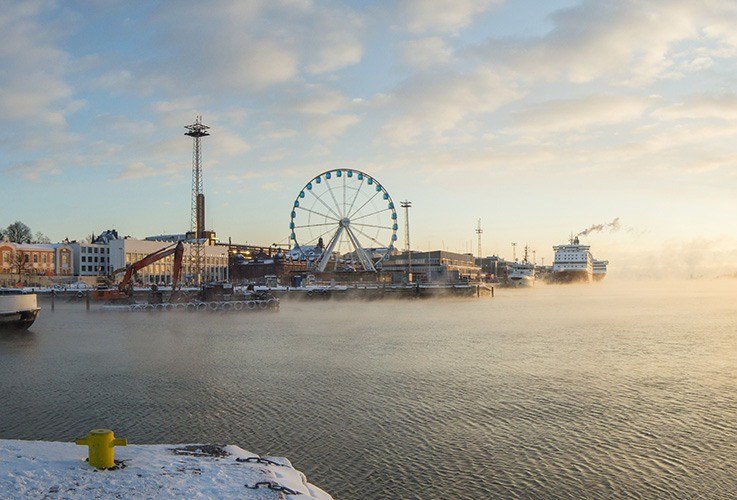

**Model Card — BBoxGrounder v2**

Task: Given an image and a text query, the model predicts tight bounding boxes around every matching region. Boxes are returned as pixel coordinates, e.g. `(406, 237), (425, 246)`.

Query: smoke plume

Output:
(577, 217), (621, 237)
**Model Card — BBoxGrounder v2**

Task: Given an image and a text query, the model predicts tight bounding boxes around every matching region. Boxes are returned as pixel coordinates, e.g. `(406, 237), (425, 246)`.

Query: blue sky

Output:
(2, 0), (737, 277)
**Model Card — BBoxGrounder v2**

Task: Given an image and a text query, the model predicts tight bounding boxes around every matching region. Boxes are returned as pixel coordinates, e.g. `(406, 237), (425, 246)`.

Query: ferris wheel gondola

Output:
(290, 169), (398, 272)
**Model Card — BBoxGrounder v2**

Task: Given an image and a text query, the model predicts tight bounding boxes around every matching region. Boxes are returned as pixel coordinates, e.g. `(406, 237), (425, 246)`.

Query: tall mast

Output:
(401, 200), (412, 282)
(185, 116), (210, 285)
(475, 219), (483, 258)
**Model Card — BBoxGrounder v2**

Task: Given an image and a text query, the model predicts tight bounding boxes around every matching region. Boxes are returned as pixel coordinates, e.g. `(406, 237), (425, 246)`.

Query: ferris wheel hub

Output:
(340, 218), (351, 227)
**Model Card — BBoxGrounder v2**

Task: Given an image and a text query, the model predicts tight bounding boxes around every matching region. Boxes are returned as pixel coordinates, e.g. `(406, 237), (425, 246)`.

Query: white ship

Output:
(551, 236), (594, 283)
(593, 259), (608, 281)
(506, 245), (535, 287)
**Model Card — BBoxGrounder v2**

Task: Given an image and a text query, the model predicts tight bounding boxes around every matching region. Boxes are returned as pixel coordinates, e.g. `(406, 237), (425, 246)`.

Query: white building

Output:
(68, 242), (112, 277)
(108, 238), (228, 285)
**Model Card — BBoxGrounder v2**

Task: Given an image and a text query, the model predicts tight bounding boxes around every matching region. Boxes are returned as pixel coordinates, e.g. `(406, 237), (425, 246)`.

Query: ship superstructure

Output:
(593, 259), (608, 281)
(507, 245), (535, 287)
(552, 236), (594, 283)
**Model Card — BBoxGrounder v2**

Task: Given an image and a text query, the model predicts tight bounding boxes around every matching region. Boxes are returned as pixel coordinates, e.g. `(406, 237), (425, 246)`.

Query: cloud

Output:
(398, 37), (452, 70)
(0, 0), (78, 156)
(260, 182), (282, 191)
(303, 9), (363, 74)
(306, 114), (360, 139)
(90, 69), (134, 92)
(211, 131), (251, 156)
(398, 0), (502, 34)
(145, 0), (365, 94)
(653, 94), (737, 121)
(117, 162), (156, 181)
(508, 95), (652, 134)
(116, 160), (190, 181)
(261, 125), (298, 140)
(291, 89), (348, 115)
(379, 69), (521, 144)
(476, 0), (737, 86)
(5, 158), (61, 181)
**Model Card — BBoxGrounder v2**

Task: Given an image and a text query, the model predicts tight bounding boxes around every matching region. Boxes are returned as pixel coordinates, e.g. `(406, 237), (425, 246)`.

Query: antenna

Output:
(511, 242), (517, 262)
(185, 116), (210, 285)
(475, 219), (483, 258)
(400, 200), (412, 282)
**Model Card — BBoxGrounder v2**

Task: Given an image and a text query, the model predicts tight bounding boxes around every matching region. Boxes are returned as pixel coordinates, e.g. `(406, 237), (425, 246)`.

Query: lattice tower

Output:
(185, 116), (210, 285)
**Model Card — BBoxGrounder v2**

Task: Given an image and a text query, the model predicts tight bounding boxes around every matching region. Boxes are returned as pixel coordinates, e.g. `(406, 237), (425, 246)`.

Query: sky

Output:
(2, 0), (737, 278)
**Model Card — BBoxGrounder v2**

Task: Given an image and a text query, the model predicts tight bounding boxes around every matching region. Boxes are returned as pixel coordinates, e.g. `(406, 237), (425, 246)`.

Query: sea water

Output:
(1, 280), (735, 498)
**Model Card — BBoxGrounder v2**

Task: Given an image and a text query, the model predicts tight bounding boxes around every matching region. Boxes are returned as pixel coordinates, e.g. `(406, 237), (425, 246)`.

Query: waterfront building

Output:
(108, 238), (228, 285)
(68, 242), (112, 277)
(382, 250), (481, 283)
(475, 255), (508, 282)
(0, 242), (73, 285)
(226, 243), (305, 284)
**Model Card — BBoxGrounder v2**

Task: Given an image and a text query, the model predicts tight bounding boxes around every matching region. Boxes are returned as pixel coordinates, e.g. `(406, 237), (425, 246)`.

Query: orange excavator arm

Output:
(117, 242), (185, 292)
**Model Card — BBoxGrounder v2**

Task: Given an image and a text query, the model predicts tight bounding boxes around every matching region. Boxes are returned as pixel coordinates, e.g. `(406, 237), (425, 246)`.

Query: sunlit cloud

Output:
(379, 69), (521, 145)
(397, 0), (502, 34)
(475, 0), (737, 86)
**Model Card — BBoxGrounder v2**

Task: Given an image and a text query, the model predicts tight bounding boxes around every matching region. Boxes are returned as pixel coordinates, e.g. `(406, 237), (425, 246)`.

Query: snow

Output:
(0, 439), (331, 499)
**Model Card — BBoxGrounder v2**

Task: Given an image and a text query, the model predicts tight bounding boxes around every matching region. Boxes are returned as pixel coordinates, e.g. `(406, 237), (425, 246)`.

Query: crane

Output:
(92, 242), (185, 302)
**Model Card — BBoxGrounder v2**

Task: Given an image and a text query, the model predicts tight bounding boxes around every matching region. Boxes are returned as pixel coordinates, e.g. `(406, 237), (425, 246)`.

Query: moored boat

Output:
(506, 246), (535, 287)
(0, 290), (40, 330)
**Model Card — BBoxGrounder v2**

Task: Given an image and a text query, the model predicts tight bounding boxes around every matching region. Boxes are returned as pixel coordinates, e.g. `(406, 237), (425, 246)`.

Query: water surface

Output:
(1, 281), (736, 498)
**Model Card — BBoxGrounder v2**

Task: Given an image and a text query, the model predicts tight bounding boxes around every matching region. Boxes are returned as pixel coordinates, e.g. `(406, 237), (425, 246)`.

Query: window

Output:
(33, 254), (38, 263)
(82, 265), (86, 272)
(82, 256), (86, 262)
(24, 254), (29, 263)
(42, 254), (47, 264)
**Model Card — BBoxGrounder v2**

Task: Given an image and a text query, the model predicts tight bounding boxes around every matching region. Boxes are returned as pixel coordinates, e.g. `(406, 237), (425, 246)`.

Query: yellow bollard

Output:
(75, 429), (127, 469)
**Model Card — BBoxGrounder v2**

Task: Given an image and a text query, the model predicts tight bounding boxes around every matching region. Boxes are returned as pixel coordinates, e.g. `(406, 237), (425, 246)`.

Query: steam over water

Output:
(1, 281), (736, 498)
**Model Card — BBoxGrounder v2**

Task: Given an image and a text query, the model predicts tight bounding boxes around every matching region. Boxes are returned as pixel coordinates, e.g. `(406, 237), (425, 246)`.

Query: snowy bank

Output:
(0, 439), (331, 498)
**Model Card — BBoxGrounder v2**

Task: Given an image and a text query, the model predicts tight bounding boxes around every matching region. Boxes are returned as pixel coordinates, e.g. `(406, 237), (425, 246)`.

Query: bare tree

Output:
(10, 250), (29, 284)
(33, 231), (51, 244)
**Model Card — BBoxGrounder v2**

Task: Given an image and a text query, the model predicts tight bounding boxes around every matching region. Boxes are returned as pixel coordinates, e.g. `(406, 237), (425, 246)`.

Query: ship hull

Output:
(507, 276), (534, 287)
(0, 309), (40, 330)
(0, 294), (40, 331)
(550, 270), (592, 283)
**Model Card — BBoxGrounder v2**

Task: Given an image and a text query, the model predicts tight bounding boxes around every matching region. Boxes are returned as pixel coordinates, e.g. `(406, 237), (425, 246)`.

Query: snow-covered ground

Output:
(0, 439), (331, 498)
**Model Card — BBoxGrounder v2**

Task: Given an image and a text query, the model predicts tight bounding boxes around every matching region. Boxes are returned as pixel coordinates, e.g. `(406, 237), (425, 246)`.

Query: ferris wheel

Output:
(289, 169), (398, 272)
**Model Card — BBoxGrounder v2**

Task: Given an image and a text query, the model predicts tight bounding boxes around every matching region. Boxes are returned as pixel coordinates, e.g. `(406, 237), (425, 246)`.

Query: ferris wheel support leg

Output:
(316, 226), (344, 273)
(345, 226), (376, 272)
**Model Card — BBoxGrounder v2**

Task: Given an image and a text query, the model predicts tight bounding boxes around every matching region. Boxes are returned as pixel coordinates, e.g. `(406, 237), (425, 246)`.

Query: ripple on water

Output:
(1, 285), (737, 498)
